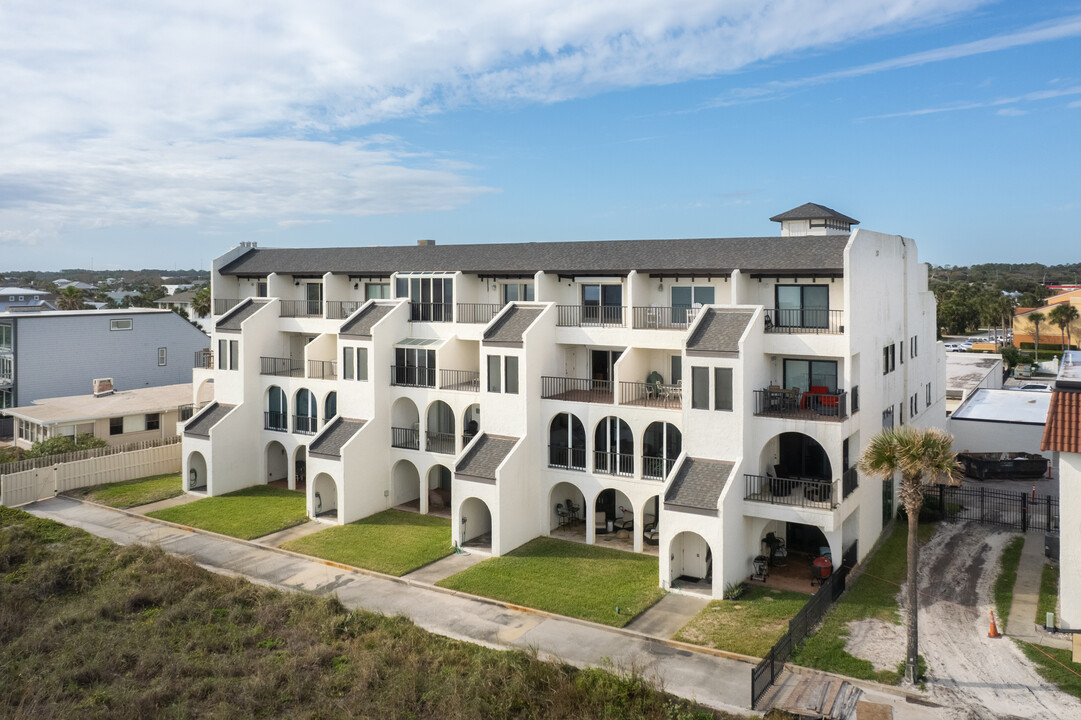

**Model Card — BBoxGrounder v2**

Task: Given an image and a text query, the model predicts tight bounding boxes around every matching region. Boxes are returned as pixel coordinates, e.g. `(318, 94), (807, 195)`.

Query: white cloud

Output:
(996, 107), (1028, 116)
(858, 84), (1081, 120)
(0, 0), (992, 241)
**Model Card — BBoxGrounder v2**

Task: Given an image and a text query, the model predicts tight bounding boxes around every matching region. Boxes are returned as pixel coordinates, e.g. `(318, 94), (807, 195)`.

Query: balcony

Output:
(391, 426), (420, 450)
(631, 306), (699, 330)
(293, 414), (318, 435)
(390, 365), (436, 389)
(261, 357), (303, 377)
(409, 302), (452, 322)
(214, 298), (240, 316)
(556, 305), (625, 328)
(619, 381), (682, 410)
(440, 369), (480, 392)
(193, 348), (214, 369)
(744, 474), (837, 509)
(548, 445), (586, 471)
(264, 411), (288, 432)
(593, 451), (633, 477)
(178, 402), (210, 422)
(308, 360), (337, 380)
(541, 376), (613, 404)
(763, 308), (844, 335)
(425, 431), (456, 454)
(326, 300), (364, 320)
(753, 388), (848, 421)
(280, 300), (323, 318)
(642, 456), (676, 481)
(457, 303), (503, 324)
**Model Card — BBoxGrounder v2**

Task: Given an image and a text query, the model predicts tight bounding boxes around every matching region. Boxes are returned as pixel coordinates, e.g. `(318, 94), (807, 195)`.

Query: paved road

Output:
(24, 497), (752, 714)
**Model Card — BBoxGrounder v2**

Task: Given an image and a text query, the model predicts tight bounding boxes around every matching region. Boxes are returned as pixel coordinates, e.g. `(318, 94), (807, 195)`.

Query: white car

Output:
(1014, 383), (1051, 392)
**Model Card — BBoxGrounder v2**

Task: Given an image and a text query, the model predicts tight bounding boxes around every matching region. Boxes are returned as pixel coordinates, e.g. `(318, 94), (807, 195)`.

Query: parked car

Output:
(1014, 383), (1052, 392)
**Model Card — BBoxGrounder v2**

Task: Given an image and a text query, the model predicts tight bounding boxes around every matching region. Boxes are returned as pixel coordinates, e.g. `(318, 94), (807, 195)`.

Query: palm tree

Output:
(1048, 303), (1080, 351)
(859, 427), (962, 684)
(57, 286), (84, 310)
(191, 287), (211, 319)
(1028, 310), (1045, 361)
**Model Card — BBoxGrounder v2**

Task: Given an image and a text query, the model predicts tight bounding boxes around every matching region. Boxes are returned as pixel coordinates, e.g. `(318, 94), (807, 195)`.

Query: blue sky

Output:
(1, 1), (1079, 271)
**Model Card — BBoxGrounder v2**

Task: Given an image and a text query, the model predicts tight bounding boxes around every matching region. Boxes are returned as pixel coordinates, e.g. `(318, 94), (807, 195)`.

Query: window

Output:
(783, 359), (837, 393)
(911, 336), (918, 358)
(229, 340), (238, 370)
(398, 275), (454, 321)
(670, 355), (682, 384)
(882, 406), (894, 429)
(218, 339), (227, 370)
(145, 413), (160, 431)
(365, 283), (390, 300)
(158, 347), (167, 366)
(342, 347), (354, 380)
(505, 356), (519, 394)
(900, 341), (904, 364)
(110, 318), (133, 331)
(487, 355), (501, 393)
(324, 392), (337, 420)
(775, 285), (830, 328)
(548, 412), (586, 470)
(691, 366), (709, 409)
(109, 417), (123, 435)
(393, 347), (433, 386)
(714, 367), (733, 411)
(0, 388), (11, 409)
(910, 394), (918, 417)
(0, 356), (11, 383)
(18, 296), (24, 301)
(501, 283), (535, 303)
(580, 284), (623, 324)
(899, 402), (905, 426)
(882, 344), (896, 374)
(926, 383), (932, 408)
(395, 277), (409, 298)
(356, 347), (368, 381)
(0, 323), (11, 349)
(852, 385), (860, 412)
(671, 285), (715, 323)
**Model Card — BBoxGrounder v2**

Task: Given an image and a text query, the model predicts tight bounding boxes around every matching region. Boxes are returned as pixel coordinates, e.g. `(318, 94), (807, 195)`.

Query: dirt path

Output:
(914, 522), (1079, 719)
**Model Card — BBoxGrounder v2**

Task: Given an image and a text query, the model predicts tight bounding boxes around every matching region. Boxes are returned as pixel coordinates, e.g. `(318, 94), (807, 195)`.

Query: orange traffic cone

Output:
(989, 611), (1001, 638)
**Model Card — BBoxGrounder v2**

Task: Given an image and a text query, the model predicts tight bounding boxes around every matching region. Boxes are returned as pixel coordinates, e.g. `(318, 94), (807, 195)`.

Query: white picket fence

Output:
(0, 442), (182, 507)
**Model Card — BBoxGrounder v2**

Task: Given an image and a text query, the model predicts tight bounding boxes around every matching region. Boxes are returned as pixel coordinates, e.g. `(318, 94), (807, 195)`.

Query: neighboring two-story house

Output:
(182, 204), (946, 597)
(0, 287), (56, 313)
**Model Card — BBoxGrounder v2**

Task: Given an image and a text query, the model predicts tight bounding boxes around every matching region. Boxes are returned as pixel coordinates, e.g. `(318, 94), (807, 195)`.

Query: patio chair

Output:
(594, 511), (607, 534)
(565, 498), (580, 522)
(642, 522), (659, 546)
(555, 503), (570, 528)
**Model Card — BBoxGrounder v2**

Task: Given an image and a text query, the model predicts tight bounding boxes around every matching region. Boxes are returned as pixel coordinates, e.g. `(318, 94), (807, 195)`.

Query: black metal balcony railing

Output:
(744, 474), (837, 509)
(409, 302), (452, 322)
(462, 433), (478, 447)
(426, 431), (456, 455)
(456, 303), (503, 324)
(280, 299), (323, 318)
(619, 381), (683, 409)
(293, 414), (318, 435)
(593, 451), (634, 477)
(214, 298), (240, 315)
(194, 348), (214, 369)
(390, 365), (436, 388)
(391, 426), (420, 450)
(642, 455), (676, 480)
(261, 356), (303, 377)
(548, 445), (586, 471)
(178, 402), (210, 422)
(631, 306), (701, 330)
(326, 300), (365, 320)
(440, 369), (480, 392)
(264, 411), (288, 432)
(540, 376), (614, 403)
(308, 360), (337, 380)
(764, 308), (844, 334)
(842, 467), (859, 500)
(556, 305), (625, 328)
(753, 388), (848, 421)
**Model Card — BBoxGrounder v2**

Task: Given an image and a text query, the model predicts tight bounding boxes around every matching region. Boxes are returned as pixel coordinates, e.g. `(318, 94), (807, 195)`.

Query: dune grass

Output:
(437, 537), (665, 628)
(63, 473), (182, 509)
(283, 509), (452, 576)
(674, 586), (810, 658)
(147, 485), (307, 540)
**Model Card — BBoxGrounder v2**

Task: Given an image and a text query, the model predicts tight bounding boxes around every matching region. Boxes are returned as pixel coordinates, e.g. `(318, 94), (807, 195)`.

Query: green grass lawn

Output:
(673, 585), (810, 657)
(992, 535), (1026, 622)
(147, 485), (308, 540)
(1036, 563), (1059, 625)
(282, 509), (452, 576)
(792, 522), (938, 684)
(1016, 641), (1081, 700)
(63, 473), (183, 509)
(436, 537), (665, 628)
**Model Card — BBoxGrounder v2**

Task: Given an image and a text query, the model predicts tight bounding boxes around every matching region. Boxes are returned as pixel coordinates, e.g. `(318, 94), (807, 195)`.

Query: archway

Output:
(323, 391), (337, 422)
(462, 403), (480, 445)
(640, 495), (660, 553)
(392, 459), (422, 510)
(265, 440), (288, 485)
(294, 388), (317, 434)
(196, 377), (215, 404)
(594, 488), (633, 548)
(425, 400), (455, 454)
(548, 481), (586, 539)
(426, 464), (452, 516)
(391, 397), (420, 449)
(670, 531), (712, 590)
(266, 385), (287, 431)
(756, 432), (834, 505)
(312, 472), (338, 521)
(293, 445), (307, 492)
(594, 416), (633, 476)
(186, 451), (207, 491)
(643, 421), (681, 480)
(459, 497), (492, 550)
(548, 411), (585, 470)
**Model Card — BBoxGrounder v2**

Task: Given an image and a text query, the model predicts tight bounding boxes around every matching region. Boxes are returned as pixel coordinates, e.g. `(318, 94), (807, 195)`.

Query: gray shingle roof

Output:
(769, 203), (859, 225)
(309, 417), (366, 458)
(215, 298), (269, 332)
(483, 306), (543, 345)
(686, 309), (754, 355)
(219, 235), (848, 278)
(664, 457), (734, 514)
(454, 434), (518, 481)
(340, 303), (393, 337)
(183, 402), (235, 438)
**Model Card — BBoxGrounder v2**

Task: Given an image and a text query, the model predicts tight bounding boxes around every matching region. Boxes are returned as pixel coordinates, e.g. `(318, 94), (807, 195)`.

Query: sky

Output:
(1, 1), (1079, 271)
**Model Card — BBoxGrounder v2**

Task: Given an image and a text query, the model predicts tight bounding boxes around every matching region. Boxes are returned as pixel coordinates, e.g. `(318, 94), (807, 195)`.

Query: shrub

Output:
(24, 433), (108, 459)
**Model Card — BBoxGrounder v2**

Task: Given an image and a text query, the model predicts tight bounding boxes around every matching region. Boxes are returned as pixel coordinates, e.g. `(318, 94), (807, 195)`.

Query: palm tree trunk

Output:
(905, 499), (921, 683)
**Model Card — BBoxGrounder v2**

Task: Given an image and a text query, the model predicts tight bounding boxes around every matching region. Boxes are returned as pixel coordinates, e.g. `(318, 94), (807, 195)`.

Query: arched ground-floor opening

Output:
(392, 459), (422, 511)
(748, 520), (833, 593)
(459, 497), (492, 551)
(186, 451), (207, 491)
(670, 530), (712, 594)
(292, 445), (307, 493)
(265, 440), (288, 486)
(639, 495), (660, 555)
(548, 481), (587, 540)
(594, 487), (633, 535)
(312, 472), (339, 522)
(426, 464), (452, 518)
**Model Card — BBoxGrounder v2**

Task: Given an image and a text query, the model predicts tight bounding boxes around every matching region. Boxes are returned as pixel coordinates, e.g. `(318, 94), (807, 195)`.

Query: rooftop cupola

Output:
(769, 203), (858, 237)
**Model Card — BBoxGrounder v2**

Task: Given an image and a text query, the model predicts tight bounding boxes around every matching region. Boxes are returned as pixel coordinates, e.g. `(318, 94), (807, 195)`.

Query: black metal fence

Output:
(308, 359), (337, 380)
(555, 304), (625, 327)
(751, 541), (858, 708)
(456, 303), (503, 324)
(390, 365), (436, 388)
(391, 426), (420, 450)
(763, 308), (844, 334)
(936, 485), (1059, 533)
(326, 300), (364, 319)
(440, 369), (480, 392)
(425, 431), (456, 454)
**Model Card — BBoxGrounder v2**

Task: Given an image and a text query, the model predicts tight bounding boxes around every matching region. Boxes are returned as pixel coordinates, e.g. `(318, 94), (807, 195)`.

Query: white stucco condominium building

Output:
(183, 203), (946, 597)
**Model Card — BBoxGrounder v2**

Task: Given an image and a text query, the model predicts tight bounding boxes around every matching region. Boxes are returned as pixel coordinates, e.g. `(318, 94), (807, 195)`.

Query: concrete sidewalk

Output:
(1006, 532), (1071, 650)
(24, 496), (752, 714)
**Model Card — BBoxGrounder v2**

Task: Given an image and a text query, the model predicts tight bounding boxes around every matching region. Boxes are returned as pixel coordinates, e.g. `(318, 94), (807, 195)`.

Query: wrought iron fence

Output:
(753, 388), (848, 420)
(456, 303), (503, 324)
(763, 308), (844, 334)
(426, 431), (456, 454)
(391, 426), (420, 450)
(744, 473), (837, 509)
(540, 376), (614, 403)
(409, 302), (452, 322)
(264, 411), (288, 432)
(280, 299), (323, 318)
(308, 360), (337, 380)
(631, 306), (701, 330)
(326, 300), (364, 319)
(642, 456), (676, 480)
(293, 414), (318, 435)
(936, 485), (1058, 533)
(593, 451), (634, 477)
(390, 365), (436, 388)
(555, 305), (625, 327)
(440, 369), (480, 392)
(548, 445), (586, 471)
(261, 356), (303, 377)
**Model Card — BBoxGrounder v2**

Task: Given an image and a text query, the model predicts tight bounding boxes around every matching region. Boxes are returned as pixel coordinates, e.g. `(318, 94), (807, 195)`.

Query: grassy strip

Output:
(1035, 563), (1059, 625)
(437, 537), (665, 628)
(147, 485), (307, 540)
(1015, 641), (1081, 700)
(0, 507), (727, 719)
(674, 586), (810, 658)
(791, 522), (937, 685)
(283, 509), (452, 576)
(63, 473), (182, 509)
(992, 535), (1026, 623)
